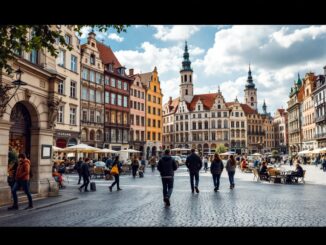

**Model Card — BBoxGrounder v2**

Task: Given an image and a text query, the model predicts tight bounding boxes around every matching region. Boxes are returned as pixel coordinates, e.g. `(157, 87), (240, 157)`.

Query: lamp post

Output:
(0, 68), (27, 117)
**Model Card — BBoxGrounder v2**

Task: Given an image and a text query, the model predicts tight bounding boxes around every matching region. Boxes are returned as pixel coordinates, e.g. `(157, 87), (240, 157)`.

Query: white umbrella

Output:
(219, 151), (236, 156)
(95, 148), (119, 154)
(119, 149), (141, 153)
(62, 144), (100, 153)
(298, 150), (311, 155)
(171, 148), (190, 151)
(311, 148), (322, 154)
(53, 146), (64, 152)
(252, 153), (262, 156)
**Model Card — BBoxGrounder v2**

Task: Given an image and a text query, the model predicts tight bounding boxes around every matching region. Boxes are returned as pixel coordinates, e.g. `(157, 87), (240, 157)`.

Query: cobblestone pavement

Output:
(0, 165), (326, 227)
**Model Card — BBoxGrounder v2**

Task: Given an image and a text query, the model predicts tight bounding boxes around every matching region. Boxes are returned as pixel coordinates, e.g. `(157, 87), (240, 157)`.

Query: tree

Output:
(215, 144), (228, 154)
(0, 25), (129, 74)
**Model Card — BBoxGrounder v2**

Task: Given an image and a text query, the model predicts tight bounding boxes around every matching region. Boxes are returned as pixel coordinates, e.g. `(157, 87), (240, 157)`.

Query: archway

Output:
(68, 138), (77, 147)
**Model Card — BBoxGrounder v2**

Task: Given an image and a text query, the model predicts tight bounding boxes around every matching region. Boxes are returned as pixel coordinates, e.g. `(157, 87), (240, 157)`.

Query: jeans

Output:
(111, 174), (120, 189)
(132, 166), (139, 177)
(77, 172), (82, 184)
(80, 176), (90, 191)
(228, 171), (235, 185)
(161, 177), (174, 198)
(12, 180), (33, 207)
(212, 174), (221, 189)
(151, 165), (155, 172)
(189, 172), (199, 190)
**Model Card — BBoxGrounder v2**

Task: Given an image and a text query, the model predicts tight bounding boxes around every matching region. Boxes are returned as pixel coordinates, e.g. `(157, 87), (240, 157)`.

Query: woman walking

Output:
(131, 155), (140, 178)
(210, 153), (224, 192)
(226, 155), (237, 189)
(109, 156), (122, 192)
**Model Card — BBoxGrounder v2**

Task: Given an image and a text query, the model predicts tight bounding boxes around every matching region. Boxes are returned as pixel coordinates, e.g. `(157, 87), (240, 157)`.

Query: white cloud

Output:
(161, 78), (180, 104)
(152, 25), (201, 41)
(78, 26), (92, 38)
(108, 33), (124, 42)
(272, 25), (326, 48)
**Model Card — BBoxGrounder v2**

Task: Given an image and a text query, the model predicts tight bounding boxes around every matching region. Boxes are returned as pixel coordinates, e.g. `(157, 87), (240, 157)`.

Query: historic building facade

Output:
(313, 66), (326, 148)
(301, 72), (317, 150)
(97, 41), (132, 151)
(129, 70), (146, 155)
(0, 27), (63, 205)
(273, 109), (288, 154)
(162, 97), (179, 149)
(80, 32), (104, 148)
(287, 75), (304, 155)
(54, 25), (80, 148)
(140, 67), (163, 159)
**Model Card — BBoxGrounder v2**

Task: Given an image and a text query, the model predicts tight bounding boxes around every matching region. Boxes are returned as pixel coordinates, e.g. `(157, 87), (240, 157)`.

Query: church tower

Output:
(180, 41), (194, 103)
(244, 64), (257, 111)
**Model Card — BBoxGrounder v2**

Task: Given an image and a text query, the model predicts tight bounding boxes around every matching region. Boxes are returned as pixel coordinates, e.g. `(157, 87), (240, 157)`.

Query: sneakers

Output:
(195, 187), (200, 193)
(109, 186), (112, 192)
(117, 188), (122, 191)
(191, 188), (194, 193)
(214, 187), (218, 192)
(7, 206), (18, 211)
(164, 197), (170, 207)
(230, 184), (235, 189)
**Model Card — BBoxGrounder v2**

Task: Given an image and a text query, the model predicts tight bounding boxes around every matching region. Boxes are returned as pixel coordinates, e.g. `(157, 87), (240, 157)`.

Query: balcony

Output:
(289, 128), (300, 134)
(315, 132), (326, 139)
(105, 122), (130, 128)
(247, 131), (265, 135)
(81, 120), (103, 126)
(315, 115), (326, 123)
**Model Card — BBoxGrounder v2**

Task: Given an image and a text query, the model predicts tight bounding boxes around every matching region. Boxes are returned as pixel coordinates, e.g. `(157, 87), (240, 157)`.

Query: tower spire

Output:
(218, 85), (221, 94)
(181, 40), (192, 72)
(262, 100), (267, 114)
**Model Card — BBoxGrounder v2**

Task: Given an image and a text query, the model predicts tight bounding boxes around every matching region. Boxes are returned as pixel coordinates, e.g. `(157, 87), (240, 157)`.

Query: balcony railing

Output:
(315, 132), (326, 139)
(289, 128), (300, 134)
(247, 131), (265, 135)
(315, 115), (326, 123)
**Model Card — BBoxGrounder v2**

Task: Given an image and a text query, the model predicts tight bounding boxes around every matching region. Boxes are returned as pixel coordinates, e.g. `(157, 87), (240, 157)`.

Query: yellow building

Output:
(140, 67), (163, 159)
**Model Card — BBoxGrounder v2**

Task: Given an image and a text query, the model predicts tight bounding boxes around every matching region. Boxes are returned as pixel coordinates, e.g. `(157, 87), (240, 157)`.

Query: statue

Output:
(48, 96), (62, 129)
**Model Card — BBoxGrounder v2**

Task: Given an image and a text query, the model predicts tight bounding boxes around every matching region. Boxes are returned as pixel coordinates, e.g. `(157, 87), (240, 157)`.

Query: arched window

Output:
(185, 89), (188, 95)
(96, 130), (102, 141)
(218, 120), (222, 128)
(211, 120), (216, 128)
(90, 54), (95, 65)
(198, 122), (202, 129)
(204, 121), (208, 129)
(90, 130), (95, 141)
(224, 120), (228, 128)
(198, 105), (201, 111)
(184, 75), (187, 82)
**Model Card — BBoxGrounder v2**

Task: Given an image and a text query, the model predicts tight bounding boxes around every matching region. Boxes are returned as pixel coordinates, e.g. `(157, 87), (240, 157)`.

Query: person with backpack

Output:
(226, 155), (237, 189)
(74, 157), (83, 184)
(79, 158), (91, 192)
(131, 155), (140, 178)
(157, 149), (178, 207)
(210, 153), (224, 192)
(109, 156), (122, 192)
(8, 153), (33, 210)
(185, 149), (202, 193)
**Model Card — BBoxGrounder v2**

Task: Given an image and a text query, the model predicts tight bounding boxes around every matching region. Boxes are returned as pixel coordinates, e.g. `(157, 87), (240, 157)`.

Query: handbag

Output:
(110, 165), (119, 175)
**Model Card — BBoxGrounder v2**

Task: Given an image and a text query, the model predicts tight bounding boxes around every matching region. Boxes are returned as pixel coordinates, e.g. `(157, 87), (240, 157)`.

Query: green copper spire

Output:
(296, 73), (302, 87)
(262, 100), (267, 114)
(245, 63), (255, 89)
(235, 96), (239, 103)
(180, 41), (193, 72)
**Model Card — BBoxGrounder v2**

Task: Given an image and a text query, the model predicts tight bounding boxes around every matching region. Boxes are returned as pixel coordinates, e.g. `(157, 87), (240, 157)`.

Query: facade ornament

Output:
(25, 89), (32, 101)
(47, 96), (62, 129)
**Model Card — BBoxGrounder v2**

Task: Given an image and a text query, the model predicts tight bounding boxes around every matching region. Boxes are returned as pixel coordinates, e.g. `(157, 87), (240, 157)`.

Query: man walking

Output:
(74, 157), (83, 185)
(157, 149), (178, 207)
(186, 149), (202, 193)
(79, 158), (91, 192)
(8, 153), (33, 210)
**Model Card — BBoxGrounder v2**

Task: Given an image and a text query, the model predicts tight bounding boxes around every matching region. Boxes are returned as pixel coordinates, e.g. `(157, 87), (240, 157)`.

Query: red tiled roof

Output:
(240, 104), (257, 115)
(187, 93), (218, 111)
(96, 41), (121, 68)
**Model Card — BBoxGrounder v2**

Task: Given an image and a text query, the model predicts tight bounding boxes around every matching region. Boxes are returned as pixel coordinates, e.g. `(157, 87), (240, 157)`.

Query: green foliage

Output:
(215, 144), (228, 154)
(0, 25), (129, 74)
(8, 150), (18, 165)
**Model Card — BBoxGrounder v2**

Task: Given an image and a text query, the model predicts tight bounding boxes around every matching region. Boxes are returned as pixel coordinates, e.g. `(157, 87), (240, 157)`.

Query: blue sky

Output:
(79, 25), (326, 115)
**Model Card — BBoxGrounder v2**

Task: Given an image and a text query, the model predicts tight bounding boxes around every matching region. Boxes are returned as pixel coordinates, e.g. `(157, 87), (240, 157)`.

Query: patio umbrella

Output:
(53, 146), (64, 152)
(171, 148), (190, 151)
(298, 150), (311, 155)
(62, 144), (100, 153)
(252, 153), (262, 156)
(119, 149), (141, 153)
(311, 148), (322, 154)
(219, 151), (236, 156)
(95, 148), (119, 154)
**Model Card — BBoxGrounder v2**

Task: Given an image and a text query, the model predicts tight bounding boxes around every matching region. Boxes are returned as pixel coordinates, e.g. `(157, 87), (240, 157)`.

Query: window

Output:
(198, 105), (201, 111)
(96, 91), (101, 103)
(58, 106), (64, 123)
(96, 111), (101, 123)
(111, 93), (116, 105)
(82, 110), (87, 121)
(158, 120), (161, 128)
(117, 94), (122, 106)
(154, 86), (157, 92)
(136, 115), (140, 126)
(218, 120), (222, 128)
(70, 81), (76, 98)
(89, 89), (95, 101)
(123, 82), (128, 90)
(82, 87), (88, 100)
(111, 78), (116, 87)
(71, 55), (77, 72)
(117, 112), (122, 124)
(158, 98), (161, 104)
(96, 73), (102, 84)
(96, 130), (101, 141)
(111, 111), (116, 123)
(158, 133), (161, 141)
(205, 121), (208, 129)
(65, 34), (71, 45)
(90, 54), (95, 65)
(111, 129), (116, 142)
(141, 117), (145, 126)
(117, 80), (122, 89)
(224, 112), (227, 117)
(58, 81), (64, 95)
(57, 50), (65, 67)
(217, 112), (221, 117)
(224, 120), (228, 128)
(236, 121), (239, 128)
(105, 76), (110, 85)
(70, 107), (76, 125)
(153, 96), (156, 103)
(105, 92), (110, 103)
(235, 112), (239, 117)
(158, 109), (161, 116)
(153, 107), (156, 115)
(137, 102), (140, 110)
(185, 89), (188, 95)
(141, 103), (144, 111)
(241, 121), (245, 128)
(148, 106), (151, 114)
(152, 132), (156, 141)
(142, 92), (145, 99)
(231, 121), (234, 128)
(82, 68), (88, 80)
(193, 122), (196, 130)
(90, 111), (95, 122)
(153, 119), (156, 127)
(212, 120), (216, 128)
(147, 132), (150, 140)
(123, 96), (128, 108)
(29, 49), (39, 64)
(148, 119), (151, 127)
(90, 71), (95, 82)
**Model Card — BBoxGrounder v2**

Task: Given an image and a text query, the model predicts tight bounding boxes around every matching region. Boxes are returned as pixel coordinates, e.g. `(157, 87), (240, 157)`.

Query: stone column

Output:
(0, 120), (12, 206)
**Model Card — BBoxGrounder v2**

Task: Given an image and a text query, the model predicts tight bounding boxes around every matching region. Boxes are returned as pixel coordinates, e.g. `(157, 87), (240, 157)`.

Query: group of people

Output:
(7, 150), (33, 210)
(157, 149), (237, 207)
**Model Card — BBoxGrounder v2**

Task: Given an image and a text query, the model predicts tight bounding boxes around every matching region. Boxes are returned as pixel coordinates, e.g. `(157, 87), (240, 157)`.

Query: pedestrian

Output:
(157, 149), (178, 207)
(7, 148), (18, 189)
(109, 156), (123, 192)
(185, 149), (202, 193)
(210, 153), (224, 192)
(79, 158), (91, 192)
(141, 157), (146, 173)
(322, 156), (326, 172)
(106, 155), (113, 168)
(8, 153), (33, 210)
(150, 156), (156, 173)
(131, 155), (140, 178)
(203, 155), (208, 172)
(226, 154), (237, 189)
(74, 157), (83, 184)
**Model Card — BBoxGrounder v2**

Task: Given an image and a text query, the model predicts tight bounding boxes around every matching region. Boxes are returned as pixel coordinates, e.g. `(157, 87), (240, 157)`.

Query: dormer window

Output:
(91, 42), (95, 48)
(90, 54), (95, 65)
(108, 64), (113, 71)
(198, 105), (201, 111)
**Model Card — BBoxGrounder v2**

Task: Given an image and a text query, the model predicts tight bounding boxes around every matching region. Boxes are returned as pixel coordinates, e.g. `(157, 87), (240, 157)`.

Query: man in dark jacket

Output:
(74, 157), (83, 184)
(79, 158), (91, 192)
(186, 149), (202, 193)
(157, 149), (178, 207)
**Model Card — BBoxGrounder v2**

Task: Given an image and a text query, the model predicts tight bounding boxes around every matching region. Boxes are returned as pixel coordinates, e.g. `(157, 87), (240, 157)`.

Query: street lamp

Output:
(0, 68), (27, 117)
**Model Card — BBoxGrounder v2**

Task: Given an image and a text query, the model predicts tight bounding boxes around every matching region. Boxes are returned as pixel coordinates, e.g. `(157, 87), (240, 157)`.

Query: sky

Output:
(79, 25), (326, 115)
